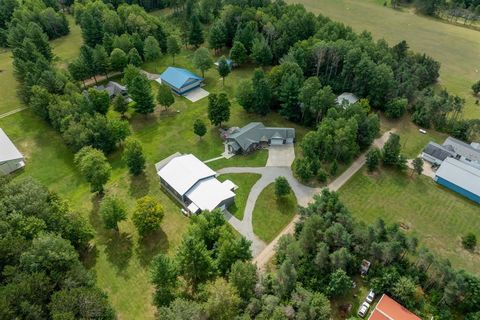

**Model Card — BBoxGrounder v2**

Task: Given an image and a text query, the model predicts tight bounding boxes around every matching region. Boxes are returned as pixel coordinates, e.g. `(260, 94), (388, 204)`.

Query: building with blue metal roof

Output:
(156, 67), (204, 95)
(434, 157), (480, 204)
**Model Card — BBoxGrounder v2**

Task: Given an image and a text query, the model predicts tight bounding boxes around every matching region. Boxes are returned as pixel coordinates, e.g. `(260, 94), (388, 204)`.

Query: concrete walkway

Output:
(251, 130), (395, 269)
(0, 107), (29, 119)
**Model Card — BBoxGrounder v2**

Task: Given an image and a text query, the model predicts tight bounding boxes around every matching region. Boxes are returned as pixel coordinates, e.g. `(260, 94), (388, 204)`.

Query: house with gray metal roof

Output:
(84, 81), (133, 102)
(0, 128), (25, 175)
(434, 157), (480, 204)
(336, 92), (359, 108)
(226, 122), (295, 154)
(443, 136), (480, 165)
(421, 142), (456, 166)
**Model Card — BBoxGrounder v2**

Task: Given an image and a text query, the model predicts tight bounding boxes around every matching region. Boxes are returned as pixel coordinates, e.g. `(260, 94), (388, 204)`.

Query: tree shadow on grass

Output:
(80, 245), (99, 270)
(136, 228), (169, 268)
(104, 231), (134, 277)
(129, 172), (150, 199)
(276, 194), (297, 215)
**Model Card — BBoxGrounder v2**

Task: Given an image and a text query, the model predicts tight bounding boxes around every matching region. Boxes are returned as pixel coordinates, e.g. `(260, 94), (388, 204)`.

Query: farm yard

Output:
(287, 0), (480, 119)
(339, 167), (480, 275)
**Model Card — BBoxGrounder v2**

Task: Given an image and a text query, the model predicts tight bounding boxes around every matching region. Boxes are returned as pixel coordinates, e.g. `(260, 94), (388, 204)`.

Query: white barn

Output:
(0, 128), (25, 175)
(155, 153), (237, 214)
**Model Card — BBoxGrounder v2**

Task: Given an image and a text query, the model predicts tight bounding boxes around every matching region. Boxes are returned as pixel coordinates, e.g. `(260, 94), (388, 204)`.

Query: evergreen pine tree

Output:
(188, 15), (204, 48)
(128, 74), (155, 114)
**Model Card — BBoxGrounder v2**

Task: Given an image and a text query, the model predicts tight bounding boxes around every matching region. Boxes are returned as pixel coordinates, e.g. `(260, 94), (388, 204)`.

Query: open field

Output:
(218, 173), (262, 220)
(338, 167), (480, 275)
(287, 0), (480, 119)
(1, 45), (308, 318)
(0, 15), (82, 115)
(252, 183), (298, 243)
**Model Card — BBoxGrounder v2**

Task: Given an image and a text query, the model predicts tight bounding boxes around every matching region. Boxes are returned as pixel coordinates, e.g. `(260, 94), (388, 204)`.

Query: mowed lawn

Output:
(218, 173), (262, 220)
(339, 168), (480, 275)
(253, 183), (298, 243)
(287, 0), (480, 119)
(0, 15), (81, 115)
(0, 46), (307, 318)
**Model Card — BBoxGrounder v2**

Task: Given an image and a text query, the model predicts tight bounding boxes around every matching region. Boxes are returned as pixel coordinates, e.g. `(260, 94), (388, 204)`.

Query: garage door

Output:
(270, 138), (284, 145)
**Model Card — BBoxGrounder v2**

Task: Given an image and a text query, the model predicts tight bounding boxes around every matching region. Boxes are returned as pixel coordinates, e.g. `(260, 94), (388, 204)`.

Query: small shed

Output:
(336, 92), (359, 108)
(0, 128), (25, 175)
(157, 67), (204, 95)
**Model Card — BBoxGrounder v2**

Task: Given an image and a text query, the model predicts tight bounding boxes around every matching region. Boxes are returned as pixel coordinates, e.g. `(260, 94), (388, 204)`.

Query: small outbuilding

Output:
(155, 153), (237, 214)
(157, 67), (204, 95)
(336, 92), (359, 107)
(0, 128), (25, 175)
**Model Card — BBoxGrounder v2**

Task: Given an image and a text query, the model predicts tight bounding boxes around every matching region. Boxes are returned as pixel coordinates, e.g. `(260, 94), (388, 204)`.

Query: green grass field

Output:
(218, 173), (262, 220)
(287, 0), (480, 119)
(252, 183), (298, 243)
(338, 167), (480, 275)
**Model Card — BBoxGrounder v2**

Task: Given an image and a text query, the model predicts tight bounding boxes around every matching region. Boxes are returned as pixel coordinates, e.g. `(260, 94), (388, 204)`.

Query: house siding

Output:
(435, 176), (480, 204)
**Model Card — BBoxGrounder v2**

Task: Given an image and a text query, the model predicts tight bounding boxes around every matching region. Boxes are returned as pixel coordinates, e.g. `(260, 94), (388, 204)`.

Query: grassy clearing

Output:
(287, 0), (480, 119)
(338, 167), (480, 275)
(218, 173), (262, 220)
(0, 15), (82, 115)
(252, 183), (298, 243)
(380, 115), (448, 158)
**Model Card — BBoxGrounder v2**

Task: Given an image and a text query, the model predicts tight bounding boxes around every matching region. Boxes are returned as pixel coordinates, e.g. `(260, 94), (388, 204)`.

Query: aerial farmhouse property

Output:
(422, 136), (480, 203)
(157, 67), (204, 95)
(225, 122), (295, 154)
(0, 128), (25, 175)
(155, 153), (237, 214)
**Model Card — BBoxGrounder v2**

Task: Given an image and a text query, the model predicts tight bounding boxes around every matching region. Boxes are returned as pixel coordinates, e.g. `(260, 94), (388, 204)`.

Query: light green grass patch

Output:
(287, 0), (480, 119)
(253, 183), (298, 243)
(338, 167), (480, 275)
(218, 173), (262, 220)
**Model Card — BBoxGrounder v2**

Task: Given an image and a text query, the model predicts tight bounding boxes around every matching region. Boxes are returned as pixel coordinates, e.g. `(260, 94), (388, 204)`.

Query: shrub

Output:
(462, 233), (477, 250)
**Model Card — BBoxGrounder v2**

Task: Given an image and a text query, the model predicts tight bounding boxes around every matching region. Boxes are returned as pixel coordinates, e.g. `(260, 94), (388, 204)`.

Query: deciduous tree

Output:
(217, 56), (231, 86)
(229, 41), (247, 66)
(157, 85), (175, 110)
(99, 196), (127, 231)
(193, 47), (213, 78)
(193, 119), (207, 139)
(74, 146), (111, 193)
(167, 36), (180, 64)
(132, 196), (164, 237)
(208, 92), (230, 127)
(128, 74), (155, 114)
(151, 254), (178, 307)
(123, 137), (146, 175)
(275, 176), (291, 198)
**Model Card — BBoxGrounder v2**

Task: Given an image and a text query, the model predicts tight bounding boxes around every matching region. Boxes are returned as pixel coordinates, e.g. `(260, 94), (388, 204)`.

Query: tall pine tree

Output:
(128, 74), (155, 114)
(188, 15), (204, 48)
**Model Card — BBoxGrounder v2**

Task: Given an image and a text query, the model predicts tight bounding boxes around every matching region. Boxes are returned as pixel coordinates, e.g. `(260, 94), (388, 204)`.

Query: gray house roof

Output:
(227, 122), (295, 151)
(422, 142), (455, 162)
(443, 137), (480, 162)
(84, 81), (133, 102)
(336, 92), (359, 106)
(0, 128), (23, 163)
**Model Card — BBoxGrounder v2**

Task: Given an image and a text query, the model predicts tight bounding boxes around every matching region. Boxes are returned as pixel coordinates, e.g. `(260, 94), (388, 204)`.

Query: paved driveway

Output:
(184, 87), (209, 102)
(266, 144), (295, 167)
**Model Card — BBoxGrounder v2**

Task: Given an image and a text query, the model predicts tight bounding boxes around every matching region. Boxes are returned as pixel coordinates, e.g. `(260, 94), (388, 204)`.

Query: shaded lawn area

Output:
(217, 173), (262, 220)
(252, 183), (298, 243)
(209, 149), (268, 171)
(0, 15), (82, 115)
(287, 0), (480, 119)
(338, 167), (480, 275)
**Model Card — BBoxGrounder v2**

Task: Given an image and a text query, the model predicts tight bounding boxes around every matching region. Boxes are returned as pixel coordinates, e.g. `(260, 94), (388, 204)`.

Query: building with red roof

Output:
(368, 294), (421, 320)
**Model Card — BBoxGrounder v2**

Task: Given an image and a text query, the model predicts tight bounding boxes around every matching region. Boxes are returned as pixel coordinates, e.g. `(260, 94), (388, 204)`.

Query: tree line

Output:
(0, 177), (115, 319)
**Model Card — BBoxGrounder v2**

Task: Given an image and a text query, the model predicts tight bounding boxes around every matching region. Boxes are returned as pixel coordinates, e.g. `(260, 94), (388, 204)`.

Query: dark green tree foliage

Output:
(412, 157), (424, 175)
(229, 260), (257, 302)
(0, 178), (114, 319)
(167, 36), (180, 64)
(208, 92), (230, 126)
(87, 88), (110, 114)
(151, 254), (178, 307)
(236, 80), (254, 112)
(80, 6), (104, 47)
(157, 84), (175, 110)
(327, 269), (352, 297)
(208, 19), (227, 52)
(229, 41), (247, 66)
(386, 98), (408, 119)
(74, 146), (112, 193)
(157, 299), (205, 320)
(49, 287), (115, 319)
(414, 0), (445, 15)
(217, 55), (231, 86)
(110, 48), (127, 71)
(193, 47), (213, 77)
(251, 68), (272, 115)
(382, 133), (402, 166)
(123, 137), (146, 175)
(462, 233), (477, 250)
(144, 36), (161, 61)
(251, 35), (272, 66)
(113, 94), (129, 116)
(128, 73), (155, 114)
(193, 119), (207, 139)
(275, 176), (291, 198)
(93, 45), (110, 77)
(234, 21), (257, 53)
(279, 72), (303, 122)
(128, 47), (143, 67)
(472, 80), (480, 95)
(188, 15), (204, 47)
(366, 147), (381, 172)
(99, 196), (127, 231)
